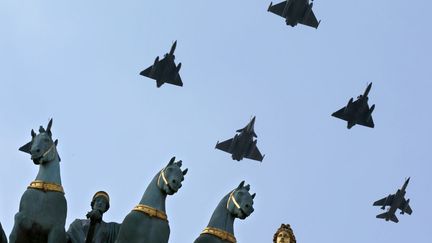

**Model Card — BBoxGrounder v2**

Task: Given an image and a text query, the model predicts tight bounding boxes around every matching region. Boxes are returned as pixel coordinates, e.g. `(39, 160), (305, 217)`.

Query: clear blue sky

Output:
(1, 1), (431, 242)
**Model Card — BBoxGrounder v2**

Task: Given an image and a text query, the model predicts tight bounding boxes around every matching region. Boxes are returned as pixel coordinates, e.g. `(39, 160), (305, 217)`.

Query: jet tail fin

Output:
(390, 214), (399, 223)
(376, 212), (399, 223)
(376, 212), (387, 219)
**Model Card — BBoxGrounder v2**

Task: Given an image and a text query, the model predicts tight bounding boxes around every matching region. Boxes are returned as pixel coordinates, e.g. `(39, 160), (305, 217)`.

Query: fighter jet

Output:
(373, 178), (413, 223)
(267, 0), (321, 28)
(140, 41), (183, 88)
(215, 116), (264, 162)
(332, 83), (375, 129)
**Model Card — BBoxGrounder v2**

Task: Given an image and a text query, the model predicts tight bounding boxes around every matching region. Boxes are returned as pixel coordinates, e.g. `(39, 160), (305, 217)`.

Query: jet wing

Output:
(299, 8), (320, 28)
(140, 56), (170, 79)
(245, 146), (264, 162)
(331, 107), (349, 121)
(140, 65), (154, 78)
(399, 198), (413, 215)
(357, 116), (374, 128)
(268, 1), (287, 18)
(165, 73), (183, 87)
(215, 138), (233, 153)
(356, 104), (375, 128)
(373, 195), (394, 207)
(163, 59), (183, 87)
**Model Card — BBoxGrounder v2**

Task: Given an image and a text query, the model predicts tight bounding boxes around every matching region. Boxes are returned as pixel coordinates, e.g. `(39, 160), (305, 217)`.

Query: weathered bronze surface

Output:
(194, 181), (255, 243)
(10, 119), (67, 243)
(116, 157), (187, 243)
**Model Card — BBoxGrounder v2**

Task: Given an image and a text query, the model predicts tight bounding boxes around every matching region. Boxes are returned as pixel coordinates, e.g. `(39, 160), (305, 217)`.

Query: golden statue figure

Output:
(273, 224), (296, 243)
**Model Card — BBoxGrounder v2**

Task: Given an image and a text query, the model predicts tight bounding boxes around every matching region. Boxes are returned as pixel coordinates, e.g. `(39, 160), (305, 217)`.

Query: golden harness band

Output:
(201, 227), (237, 243)
(133, 204), (168, 222)
(28, 180), (64, 193)
(226, 190), (241, 209)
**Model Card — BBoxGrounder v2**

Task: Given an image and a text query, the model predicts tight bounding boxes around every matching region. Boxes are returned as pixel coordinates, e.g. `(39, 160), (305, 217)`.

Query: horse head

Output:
(157, 157), (188, 195)
(19, 119), (60, 165)
(226, 181), (255, 220)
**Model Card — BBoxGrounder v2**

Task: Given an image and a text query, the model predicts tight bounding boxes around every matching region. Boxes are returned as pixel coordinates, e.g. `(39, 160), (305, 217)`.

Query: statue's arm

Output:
(86, 209), (103, 223)
(66, 219), (87, 243)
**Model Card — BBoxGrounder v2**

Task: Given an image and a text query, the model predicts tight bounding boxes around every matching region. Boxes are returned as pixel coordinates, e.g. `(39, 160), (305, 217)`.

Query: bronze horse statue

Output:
(116, 157), (188, 243)
(194, 181), (255, 243)
(9, 119), (67, 243)
(1, 223), (7, 243)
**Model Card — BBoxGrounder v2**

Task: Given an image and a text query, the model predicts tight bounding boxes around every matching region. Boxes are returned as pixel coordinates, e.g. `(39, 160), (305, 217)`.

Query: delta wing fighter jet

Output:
(140, 41), (183, 88)
(268, 0), (321, 28)
(216, 116), (264, 162)
(332, 83), (375, 129)
(373, 178), (413, 223)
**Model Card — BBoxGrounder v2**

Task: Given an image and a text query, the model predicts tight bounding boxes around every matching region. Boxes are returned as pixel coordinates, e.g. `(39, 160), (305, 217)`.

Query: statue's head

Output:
(157, 157), (188, 195)
(91, 191), (110, 212)
(19, 119), (60, 165)
(273, 224), (296, 243)
(226, 181), (255, 220)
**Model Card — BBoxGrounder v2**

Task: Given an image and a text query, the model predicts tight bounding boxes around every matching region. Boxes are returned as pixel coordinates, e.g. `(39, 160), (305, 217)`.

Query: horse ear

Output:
(251, 193), (256, 199)
(244, 184), (250, 191)
(168, 157), (175, 165)
(182, 168), (188, 175)
(19, 141), (32, 154)
(31, 129), (36, 138)
(237, 181), (245, 189)
(39, 126), (45, 133)
(47, 118), (53, 137)
(176, 160), (183, 167)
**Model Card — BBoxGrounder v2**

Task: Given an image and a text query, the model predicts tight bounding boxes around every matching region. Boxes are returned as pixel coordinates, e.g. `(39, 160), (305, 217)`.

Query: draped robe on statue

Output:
(67, 219), (120, 243)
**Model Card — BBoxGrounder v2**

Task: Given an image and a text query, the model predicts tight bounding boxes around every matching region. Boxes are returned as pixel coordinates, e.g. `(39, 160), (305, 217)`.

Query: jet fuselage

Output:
(231, 131), (255, 161)
(152, 55), (182, 87)
(341, 83), (374, 128)
(383, 189), (406, 220)
(284, 0), (311, 27)
(153, 41), (179, 87)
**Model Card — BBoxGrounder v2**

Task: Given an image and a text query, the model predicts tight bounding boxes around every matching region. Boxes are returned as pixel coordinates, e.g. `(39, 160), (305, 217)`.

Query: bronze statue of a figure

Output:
(67, 191), (120, 243)
(9, 119), (67, 243)
(273, 224), (296, 243)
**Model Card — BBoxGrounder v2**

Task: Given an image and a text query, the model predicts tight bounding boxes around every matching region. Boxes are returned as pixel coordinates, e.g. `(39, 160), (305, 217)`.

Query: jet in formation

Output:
(140, 41), (183, 88)
(268, 0), (321, 28)
(373, 178), (413, 223)
(332, 83), (375, 129)
(215, 116), (264, 162)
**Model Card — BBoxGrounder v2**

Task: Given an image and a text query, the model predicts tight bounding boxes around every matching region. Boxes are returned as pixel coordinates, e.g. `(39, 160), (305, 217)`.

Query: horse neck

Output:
(35, 153), (62, 185)
(139, 173), (167, 212)
(206, 194), (235, 235)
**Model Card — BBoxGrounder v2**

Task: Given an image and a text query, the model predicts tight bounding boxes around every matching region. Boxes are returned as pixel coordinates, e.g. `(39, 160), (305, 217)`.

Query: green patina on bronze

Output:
(116, 157), (188, 243)
(194, 181), (256, 243)
(1, 223), (7, 243)
(9, 119), (67, 243)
